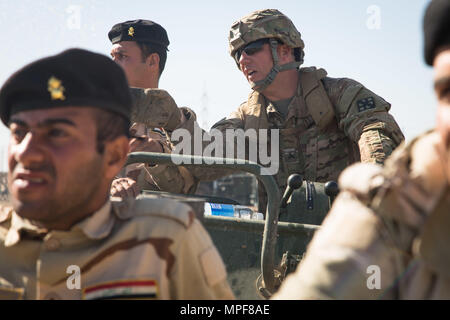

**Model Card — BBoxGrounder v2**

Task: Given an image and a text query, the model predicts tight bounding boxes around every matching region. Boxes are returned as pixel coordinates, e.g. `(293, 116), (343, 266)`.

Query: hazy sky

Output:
(0, 0), (434, 170)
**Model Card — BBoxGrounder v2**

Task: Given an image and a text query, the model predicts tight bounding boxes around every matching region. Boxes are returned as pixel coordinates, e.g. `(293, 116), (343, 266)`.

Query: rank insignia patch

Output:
(128, 27), (135, 37)
(357, 97), (375, 112)
(82, 279), (158, 300)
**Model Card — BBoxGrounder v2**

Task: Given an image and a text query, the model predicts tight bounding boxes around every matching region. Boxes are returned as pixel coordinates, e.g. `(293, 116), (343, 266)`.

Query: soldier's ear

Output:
(146, 53), (160, 69)
(278, 44), (294, 63)
(103, 136), (130, 181)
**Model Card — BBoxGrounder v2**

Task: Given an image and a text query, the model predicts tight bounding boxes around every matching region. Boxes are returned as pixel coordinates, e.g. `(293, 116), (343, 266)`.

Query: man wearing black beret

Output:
(0, 48), (234, 299)
(109, 19), (169, 88)
(108, 19), (196, 200)
(273, 0), (450, 299)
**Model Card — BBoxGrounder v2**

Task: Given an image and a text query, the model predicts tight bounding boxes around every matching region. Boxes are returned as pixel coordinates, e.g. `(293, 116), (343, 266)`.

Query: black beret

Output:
(424, 0), (450, 65)
(108, 19), (169, 49)
(0, 48), (132, 126)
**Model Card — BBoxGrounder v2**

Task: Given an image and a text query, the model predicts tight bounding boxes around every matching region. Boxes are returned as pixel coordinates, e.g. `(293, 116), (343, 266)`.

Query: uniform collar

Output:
(264, 71), (302, 123)
(73, 200), (115, 240)
(4, 200), (115, 247)
(4, 212), (48, 247)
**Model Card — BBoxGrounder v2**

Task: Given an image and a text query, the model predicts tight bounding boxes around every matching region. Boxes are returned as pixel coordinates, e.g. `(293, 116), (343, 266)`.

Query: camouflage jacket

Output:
(122, 88), (196, 195)
(119, 122), (195, 194)
(0, 197), (234, 299)
(273, 130), (450, 299)
(177, 67), (404, 210)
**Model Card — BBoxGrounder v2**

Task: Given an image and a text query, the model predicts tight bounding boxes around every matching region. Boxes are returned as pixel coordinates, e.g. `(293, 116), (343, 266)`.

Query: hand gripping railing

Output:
(126, 152), (281, 294)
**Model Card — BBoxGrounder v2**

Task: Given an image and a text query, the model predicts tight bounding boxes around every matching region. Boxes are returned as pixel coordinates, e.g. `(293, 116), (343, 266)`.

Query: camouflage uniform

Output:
(118, 88), (196, 195)
(168, 68), (404, 212)
(132, 10), (404, 210)
(108, 19), (195, 196)
(0, 197), (234, 299)
(120, 119), (195, 194)
(273, 131), (450, 299)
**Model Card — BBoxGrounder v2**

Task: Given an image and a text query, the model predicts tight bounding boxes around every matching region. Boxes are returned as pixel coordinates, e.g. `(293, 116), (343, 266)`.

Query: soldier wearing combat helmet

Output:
(228, 8), (305, 93)
(132, 9), (405, 212)
(273, 0), (450, 299)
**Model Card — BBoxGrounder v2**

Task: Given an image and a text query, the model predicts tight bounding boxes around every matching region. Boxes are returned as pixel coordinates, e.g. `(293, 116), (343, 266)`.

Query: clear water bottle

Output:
(204, 202), (264, 220)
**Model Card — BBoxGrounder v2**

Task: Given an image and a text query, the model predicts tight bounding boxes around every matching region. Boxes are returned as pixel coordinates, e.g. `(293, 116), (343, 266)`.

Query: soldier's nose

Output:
(13, 133), (46, 166)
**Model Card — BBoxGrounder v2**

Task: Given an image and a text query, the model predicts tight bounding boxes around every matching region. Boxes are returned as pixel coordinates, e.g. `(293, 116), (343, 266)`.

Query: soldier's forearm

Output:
(358, 119), (405, 165)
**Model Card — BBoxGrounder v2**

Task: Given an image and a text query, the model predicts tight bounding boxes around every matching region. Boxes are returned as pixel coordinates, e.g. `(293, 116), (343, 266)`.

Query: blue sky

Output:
(0, 0), (434, 170)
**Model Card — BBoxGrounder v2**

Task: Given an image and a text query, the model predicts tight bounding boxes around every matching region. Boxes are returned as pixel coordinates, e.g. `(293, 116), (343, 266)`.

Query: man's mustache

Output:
(10, 162), (56, 180)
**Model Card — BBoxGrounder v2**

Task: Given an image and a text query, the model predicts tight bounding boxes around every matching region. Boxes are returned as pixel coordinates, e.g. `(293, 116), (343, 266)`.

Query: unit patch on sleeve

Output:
(357, 97), (376, 112)
(82, 279), (158, 300)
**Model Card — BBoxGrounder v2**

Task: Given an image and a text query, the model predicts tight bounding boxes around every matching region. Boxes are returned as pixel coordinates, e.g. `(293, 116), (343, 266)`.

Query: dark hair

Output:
(92, 108), (130, 154)
(136, 42), (167, 78)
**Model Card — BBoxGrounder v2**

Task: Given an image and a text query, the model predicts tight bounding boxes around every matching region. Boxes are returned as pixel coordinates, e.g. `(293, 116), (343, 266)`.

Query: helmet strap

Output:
(251, 39), (302, 93)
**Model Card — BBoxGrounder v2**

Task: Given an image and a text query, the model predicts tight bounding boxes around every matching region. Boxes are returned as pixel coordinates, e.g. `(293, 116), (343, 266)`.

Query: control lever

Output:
(324, 181), (339, 207)
(280, 174), (303, 208)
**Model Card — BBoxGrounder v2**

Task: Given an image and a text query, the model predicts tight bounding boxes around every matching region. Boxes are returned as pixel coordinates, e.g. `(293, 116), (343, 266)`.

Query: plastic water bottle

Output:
(204, 202), (264, 220)
(204, 202), (235, 217)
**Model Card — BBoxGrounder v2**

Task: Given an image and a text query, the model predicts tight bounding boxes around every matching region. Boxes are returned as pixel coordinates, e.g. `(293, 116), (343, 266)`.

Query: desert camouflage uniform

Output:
(121, 88), (195, 195)
(0, 197), (234, 299)
(170, 67), (404, 211)
(273, 130), (450, 299)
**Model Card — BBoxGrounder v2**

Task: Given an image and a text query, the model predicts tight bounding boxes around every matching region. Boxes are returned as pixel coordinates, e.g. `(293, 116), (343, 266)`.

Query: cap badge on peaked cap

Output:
(47, 76), (66, 101)
(128, 27), (135, 37)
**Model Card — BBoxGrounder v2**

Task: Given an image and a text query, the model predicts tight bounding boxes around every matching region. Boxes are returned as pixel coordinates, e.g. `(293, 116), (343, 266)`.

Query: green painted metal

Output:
(126, 152), (331, 299)
(127, 152), (281, 293)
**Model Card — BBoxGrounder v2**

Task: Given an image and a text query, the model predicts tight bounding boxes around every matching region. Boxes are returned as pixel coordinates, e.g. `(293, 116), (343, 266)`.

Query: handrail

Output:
(126, 152), (281, 293)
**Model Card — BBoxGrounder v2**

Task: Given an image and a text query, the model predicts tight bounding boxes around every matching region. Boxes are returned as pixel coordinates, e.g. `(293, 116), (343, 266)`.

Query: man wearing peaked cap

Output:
(0, 48), (234, 300)
(273, 0), (450, 300)
(108, 19), (196, 200)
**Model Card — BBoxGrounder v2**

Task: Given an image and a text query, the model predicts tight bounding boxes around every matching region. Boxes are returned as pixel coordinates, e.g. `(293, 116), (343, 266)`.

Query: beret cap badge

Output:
(47, 76), (66, 101)
(128, 26), (135, 37)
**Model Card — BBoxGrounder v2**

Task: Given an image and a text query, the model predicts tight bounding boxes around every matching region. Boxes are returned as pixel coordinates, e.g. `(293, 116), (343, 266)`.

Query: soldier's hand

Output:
(129, 136), (164, 153)
(111, 177), (140, 199)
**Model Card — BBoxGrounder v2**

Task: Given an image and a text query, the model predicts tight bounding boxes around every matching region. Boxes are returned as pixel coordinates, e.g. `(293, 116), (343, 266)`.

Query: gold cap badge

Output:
(128, 27), (135, 37)
(47, 76), (66, 101)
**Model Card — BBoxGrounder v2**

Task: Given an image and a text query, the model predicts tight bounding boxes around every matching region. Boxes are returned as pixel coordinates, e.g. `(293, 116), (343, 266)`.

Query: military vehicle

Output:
(127, 152), (339, 299)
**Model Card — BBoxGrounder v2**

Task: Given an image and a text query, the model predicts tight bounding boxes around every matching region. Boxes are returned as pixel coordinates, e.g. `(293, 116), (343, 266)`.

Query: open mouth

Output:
(13, 172), (49, 190)
(245, 69), (257, 79)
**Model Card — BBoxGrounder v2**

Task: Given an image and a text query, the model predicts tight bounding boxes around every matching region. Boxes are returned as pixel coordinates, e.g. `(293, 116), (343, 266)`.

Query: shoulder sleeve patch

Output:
(356, 97), (376, 112)
(337, 82), (364, 115)
(199, 247), (227, 287)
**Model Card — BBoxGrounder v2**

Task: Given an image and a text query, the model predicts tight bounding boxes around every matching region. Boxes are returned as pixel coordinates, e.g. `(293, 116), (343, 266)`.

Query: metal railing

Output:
(126, 152), (282, 294)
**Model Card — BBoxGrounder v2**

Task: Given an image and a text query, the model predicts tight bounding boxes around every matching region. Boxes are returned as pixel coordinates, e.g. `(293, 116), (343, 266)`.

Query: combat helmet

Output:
(228, 9), (305, 92)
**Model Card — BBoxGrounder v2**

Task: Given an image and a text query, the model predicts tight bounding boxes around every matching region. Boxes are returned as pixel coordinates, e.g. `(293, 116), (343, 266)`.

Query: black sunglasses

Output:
(234, 39), (270, 63)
